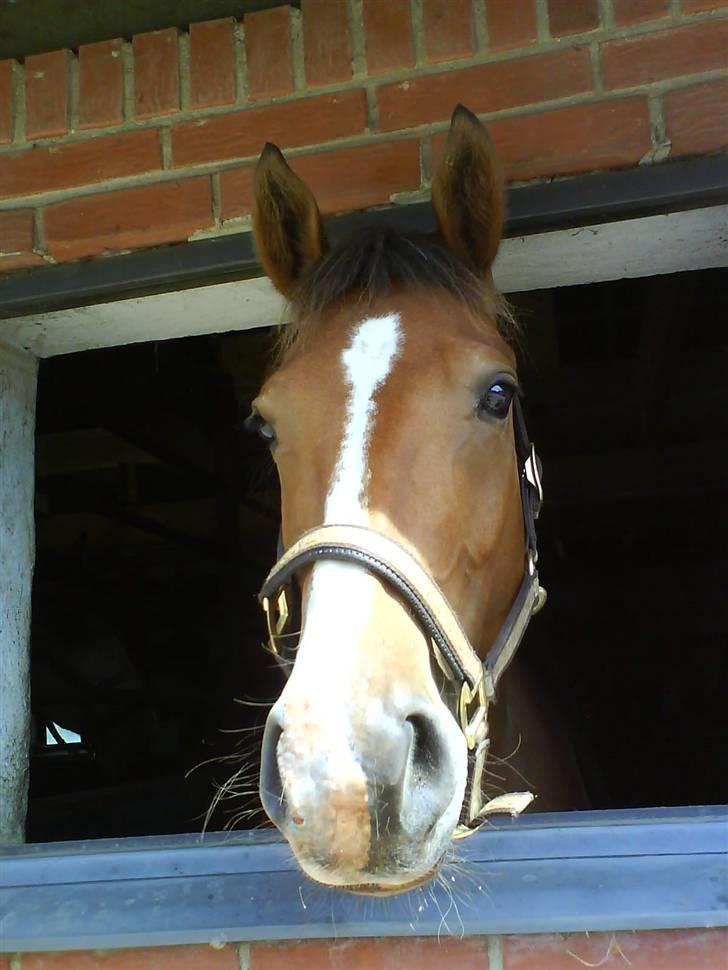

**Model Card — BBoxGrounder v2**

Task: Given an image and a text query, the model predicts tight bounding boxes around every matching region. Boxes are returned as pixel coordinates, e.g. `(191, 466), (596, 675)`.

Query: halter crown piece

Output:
(258, 396), (546, 838)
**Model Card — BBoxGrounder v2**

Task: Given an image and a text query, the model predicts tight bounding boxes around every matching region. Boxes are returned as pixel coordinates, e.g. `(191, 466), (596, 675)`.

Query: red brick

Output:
(681, 0), (728, 9)
(422, 0), (474, 62)
(613, 0), (670, 24)
(134, 28), (179, 118)
(189, 18), (236, 109)
(548, 0), (600, 35)
(44, 176), (213, 261)
(378, 48), (592, 131)
(25, 50), (70, 139)
(431, 97), (651, 181)
(302, 0), (352, 85)
(487, 0), (538, 50)
(602, 19), (728, 89)
(171, 89), (366, 166)
(503, 928), (728, 970)
(0, 59), (13, 143)
(220, 138), (421, 219)
(0, 208), (43, 271)
(251, 936), (492, 969)
(363, 0), (415, 74)
(78, 39), (124, 129)
(665, 77), (728, 155)
(22, 943), (240, 969)
(245, 7), (294, 100)
(0, 129), (161, 199)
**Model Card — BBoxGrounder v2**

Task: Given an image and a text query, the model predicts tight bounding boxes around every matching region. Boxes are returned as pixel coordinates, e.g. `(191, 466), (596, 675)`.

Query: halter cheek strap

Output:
(258, 396), (546, 836)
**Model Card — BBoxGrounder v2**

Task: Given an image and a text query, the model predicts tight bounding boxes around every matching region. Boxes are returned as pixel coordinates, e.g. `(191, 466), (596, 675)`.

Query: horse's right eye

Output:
(477, 379), (516, 421)
(244, 411), (277, 446)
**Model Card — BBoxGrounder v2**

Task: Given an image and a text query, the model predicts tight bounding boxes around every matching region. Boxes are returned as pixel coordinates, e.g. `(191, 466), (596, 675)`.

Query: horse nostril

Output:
(406, 713), (442, 777)
(259, 714), (286, 827)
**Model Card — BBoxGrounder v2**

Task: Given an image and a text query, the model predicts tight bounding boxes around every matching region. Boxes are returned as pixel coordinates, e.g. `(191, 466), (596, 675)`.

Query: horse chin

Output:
(301, 856), (446, 897)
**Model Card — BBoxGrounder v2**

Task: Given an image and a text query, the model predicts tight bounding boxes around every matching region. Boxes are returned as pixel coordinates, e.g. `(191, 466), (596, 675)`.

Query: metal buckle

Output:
(524, 444), (543, 512)
(262, 589), (289, 657)
(533, 585), (548, 614)
(458, 676), (488, 750)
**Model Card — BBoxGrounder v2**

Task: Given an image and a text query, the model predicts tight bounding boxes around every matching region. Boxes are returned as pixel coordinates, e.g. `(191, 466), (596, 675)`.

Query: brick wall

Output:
(3, 928), (727, 968)
(0, 0), (727, 274)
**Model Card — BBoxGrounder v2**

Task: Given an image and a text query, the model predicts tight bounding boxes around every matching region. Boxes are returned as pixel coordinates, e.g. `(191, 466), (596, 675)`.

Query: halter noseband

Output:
(257, 396), (546, 837)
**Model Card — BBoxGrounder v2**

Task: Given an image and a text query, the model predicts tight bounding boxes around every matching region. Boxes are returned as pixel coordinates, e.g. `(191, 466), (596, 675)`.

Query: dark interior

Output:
(27, 266), (728, 842)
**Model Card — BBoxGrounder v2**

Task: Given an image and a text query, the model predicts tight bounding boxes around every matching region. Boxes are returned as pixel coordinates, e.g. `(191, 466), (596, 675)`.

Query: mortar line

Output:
(159, 126), (173, 169)
(121, 40), (134, 121)
(535, 0), (551, 43)
(347, 0), (368, 78)
(599, 0), (615, 30)
(411, 0), (426, 66)
(488, 935), (504, 970)
(11, 60), (25, 143)
(238, 943), (251, 970)
(68, 50), (80, 131)
(290, 7), (306, 91)
(472, 0), (489, 52)
(211, 170), (222, 225)
(178, 28), (191, 112)
(590, 40), (603, 94)
(32, 208), (45, 253)
(419, 136), (433, 184)
(234, 18), (248, 104)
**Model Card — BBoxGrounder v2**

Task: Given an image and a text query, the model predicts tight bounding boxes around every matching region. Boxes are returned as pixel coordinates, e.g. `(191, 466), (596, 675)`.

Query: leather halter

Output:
(258, 396), (546, 837)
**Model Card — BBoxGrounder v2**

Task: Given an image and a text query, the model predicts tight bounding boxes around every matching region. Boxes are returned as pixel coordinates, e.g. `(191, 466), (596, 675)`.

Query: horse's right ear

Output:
(253, 143), (328, 297)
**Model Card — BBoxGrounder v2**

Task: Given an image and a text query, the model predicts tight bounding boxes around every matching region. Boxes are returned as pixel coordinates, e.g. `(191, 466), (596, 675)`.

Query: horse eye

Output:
(477, 380), (515, 421)
(244, 411), (277, 446)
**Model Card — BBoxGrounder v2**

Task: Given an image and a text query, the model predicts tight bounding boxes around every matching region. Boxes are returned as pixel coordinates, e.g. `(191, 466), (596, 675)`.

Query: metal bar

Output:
(1, 154), (726, 322)
(1, 806), (726, 951)
(0, 345), (37, 844)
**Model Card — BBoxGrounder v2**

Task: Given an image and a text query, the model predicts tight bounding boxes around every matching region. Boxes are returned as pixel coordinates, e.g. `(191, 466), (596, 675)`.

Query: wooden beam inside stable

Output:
(0, 342), (37, 843)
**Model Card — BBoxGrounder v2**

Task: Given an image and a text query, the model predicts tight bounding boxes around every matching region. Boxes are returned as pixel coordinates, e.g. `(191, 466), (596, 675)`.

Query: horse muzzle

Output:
(259, 688), (467, 889)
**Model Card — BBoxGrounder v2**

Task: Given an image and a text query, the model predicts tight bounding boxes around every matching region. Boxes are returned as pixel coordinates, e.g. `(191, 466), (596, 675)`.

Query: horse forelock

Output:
(274, 226), (517, 361)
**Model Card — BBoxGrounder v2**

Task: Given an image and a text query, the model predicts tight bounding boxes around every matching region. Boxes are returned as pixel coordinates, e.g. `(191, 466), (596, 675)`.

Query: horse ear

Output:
(253, 143), (328, 296)
(431, 104), (504, 277)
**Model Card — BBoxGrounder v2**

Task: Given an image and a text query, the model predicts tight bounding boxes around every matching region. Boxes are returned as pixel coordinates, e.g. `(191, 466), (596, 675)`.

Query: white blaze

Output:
(275, 313), (403, 810)
(324, 312), (403, 524)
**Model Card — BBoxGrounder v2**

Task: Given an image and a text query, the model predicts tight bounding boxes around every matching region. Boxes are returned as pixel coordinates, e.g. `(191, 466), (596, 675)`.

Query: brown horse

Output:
(248, 105), (585, 894)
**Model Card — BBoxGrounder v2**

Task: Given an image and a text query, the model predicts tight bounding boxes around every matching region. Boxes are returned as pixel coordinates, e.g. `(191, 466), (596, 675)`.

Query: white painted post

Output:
(0, 342), (37, 843)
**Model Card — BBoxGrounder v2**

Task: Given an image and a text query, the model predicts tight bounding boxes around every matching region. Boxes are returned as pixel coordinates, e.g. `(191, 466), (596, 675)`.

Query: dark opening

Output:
(27, 266), (728, 842)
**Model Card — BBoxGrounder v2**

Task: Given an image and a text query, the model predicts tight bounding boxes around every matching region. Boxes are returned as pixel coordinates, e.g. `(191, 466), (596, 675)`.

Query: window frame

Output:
(1, 154), (727, 950)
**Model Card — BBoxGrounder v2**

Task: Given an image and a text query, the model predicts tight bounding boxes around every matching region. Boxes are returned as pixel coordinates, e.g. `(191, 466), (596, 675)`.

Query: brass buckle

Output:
(262, 589), (289, 657)
(458, 676), (488, 750)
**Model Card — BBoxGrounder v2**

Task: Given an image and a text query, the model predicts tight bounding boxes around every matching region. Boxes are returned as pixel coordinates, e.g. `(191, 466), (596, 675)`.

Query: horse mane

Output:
(278, 226), (517, 356)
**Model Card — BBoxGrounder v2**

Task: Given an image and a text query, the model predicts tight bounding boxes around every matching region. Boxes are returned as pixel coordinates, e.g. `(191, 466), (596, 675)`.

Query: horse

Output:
(247, 104), (586, 894)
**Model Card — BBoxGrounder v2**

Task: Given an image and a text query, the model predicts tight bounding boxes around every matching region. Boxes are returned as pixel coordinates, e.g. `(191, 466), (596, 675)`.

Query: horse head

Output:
(250, 106), (544, 892)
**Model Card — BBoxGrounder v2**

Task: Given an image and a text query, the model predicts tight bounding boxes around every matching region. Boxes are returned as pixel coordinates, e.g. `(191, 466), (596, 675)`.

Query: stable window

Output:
(1, 164), (727, 948)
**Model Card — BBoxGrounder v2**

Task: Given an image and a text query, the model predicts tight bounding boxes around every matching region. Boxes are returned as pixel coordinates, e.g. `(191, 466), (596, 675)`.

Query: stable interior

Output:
(27, 267), (727, 842)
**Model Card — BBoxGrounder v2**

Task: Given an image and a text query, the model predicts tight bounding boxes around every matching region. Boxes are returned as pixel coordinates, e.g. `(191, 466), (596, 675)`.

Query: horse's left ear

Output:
(431, 104), (504, 277)
(253, 142), (328, 297)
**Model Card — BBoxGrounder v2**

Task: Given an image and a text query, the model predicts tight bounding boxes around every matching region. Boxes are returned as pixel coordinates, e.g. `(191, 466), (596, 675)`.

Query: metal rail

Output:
(1, 805), (726, 952)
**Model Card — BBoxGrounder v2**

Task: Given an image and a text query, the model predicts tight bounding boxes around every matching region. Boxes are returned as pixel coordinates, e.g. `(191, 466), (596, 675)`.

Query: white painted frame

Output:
(2, 205), (727, 358)
(0, 204), (726, 841)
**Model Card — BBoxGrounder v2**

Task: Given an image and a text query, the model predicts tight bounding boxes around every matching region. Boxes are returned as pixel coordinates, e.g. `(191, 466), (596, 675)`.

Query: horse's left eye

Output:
(477, 380), (515, 421)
